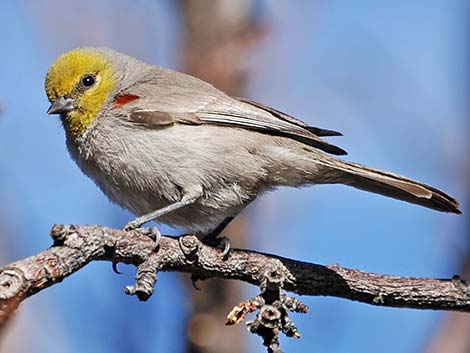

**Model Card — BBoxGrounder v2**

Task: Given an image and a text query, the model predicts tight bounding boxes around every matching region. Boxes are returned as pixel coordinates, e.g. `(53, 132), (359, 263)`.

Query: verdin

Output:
(45, 48), (461, 251)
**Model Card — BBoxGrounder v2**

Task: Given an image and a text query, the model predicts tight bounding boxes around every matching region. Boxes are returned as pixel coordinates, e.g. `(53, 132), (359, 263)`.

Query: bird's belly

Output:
(104, 182), (239, 234)
(71, 124), (266, 234)
(80, 158), (242, 233)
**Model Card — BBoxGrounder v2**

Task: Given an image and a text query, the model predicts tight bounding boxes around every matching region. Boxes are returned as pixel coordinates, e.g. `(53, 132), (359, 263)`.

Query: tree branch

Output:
(1, 224), (469, 349)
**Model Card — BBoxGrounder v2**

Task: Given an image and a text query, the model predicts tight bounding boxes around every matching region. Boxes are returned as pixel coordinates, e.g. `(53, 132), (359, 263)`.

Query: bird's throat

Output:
(62, 109), (98, 140)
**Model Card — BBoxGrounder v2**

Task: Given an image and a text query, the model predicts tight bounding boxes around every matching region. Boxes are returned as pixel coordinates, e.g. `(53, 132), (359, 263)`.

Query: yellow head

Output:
(45, 48), (116, 139)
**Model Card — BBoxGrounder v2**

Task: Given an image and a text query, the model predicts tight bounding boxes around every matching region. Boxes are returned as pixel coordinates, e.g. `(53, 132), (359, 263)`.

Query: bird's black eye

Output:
(81, 74), (96, 87)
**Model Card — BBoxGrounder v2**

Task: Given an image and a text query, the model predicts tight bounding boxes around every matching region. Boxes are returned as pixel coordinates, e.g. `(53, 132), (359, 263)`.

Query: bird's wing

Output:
(235, 97), (343, 137)
(125, 68), (347, 155)
(197, 97), (346, 155)
(129, 97), (347, 155)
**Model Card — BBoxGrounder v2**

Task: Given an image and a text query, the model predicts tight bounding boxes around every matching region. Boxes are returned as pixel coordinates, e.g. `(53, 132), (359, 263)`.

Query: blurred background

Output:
(0, 1), (468, 352)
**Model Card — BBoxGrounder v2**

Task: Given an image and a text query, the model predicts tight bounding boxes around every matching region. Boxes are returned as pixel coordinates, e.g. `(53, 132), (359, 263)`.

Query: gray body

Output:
(70, 123), (326, 233)
(63, 48), (460, 234)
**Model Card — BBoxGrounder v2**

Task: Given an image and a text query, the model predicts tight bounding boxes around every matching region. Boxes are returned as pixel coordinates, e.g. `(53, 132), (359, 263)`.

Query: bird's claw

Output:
(202, 234), (231, 258)
(190, 274), (203, 291)
(112, 261), (122, 274)
(220, 237), (231, 258)
(139, 226), (161, 246)
(124, 224), (161, 248)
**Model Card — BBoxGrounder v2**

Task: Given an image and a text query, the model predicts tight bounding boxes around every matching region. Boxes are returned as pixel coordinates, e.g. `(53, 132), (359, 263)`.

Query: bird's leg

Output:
(124, 189), (202, 231)
(201, 217), (234, 257)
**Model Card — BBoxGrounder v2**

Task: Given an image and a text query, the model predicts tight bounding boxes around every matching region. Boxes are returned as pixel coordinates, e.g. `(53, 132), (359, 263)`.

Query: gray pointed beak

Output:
(47, 97), (76, 115)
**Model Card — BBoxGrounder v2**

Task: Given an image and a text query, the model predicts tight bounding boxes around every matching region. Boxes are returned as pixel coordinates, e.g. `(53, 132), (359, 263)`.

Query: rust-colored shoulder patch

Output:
(113, 94), (140, 108)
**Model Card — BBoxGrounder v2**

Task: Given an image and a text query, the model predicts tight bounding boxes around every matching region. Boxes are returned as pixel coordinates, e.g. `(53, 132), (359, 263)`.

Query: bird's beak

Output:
(47, 97), (76, 115)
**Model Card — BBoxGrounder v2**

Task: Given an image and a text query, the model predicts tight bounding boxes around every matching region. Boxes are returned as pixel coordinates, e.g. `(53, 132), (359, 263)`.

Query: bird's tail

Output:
(314, 157), (461, 214)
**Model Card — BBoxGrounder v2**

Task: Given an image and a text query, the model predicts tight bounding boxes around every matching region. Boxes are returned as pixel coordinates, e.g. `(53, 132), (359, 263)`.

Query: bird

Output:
(45, 47), (461, 253)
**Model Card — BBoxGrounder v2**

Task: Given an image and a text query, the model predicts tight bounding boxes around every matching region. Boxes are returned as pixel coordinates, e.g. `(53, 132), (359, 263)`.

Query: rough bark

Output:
(1, 224), (468, 352)
(1, 224), (468, 325)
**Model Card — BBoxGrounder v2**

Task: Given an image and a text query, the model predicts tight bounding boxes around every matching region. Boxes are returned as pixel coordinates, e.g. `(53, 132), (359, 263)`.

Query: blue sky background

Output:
(0, 1), (468, 353)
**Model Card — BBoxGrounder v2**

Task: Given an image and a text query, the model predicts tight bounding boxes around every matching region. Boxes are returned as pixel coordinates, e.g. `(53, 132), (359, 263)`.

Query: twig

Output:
(1, 224), (469, 348)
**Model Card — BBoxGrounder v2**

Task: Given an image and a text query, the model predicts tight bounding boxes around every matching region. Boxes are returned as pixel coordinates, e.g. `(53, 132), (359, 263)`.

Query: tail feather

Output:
(316, 158), (461, 214)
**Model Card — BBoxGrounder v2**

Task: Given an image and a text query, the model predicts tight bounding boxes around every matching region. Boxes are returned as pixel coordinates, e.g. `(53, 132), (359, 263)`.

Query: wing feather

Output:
(237, 97), (343, 137)
(123, 68), (346, 155)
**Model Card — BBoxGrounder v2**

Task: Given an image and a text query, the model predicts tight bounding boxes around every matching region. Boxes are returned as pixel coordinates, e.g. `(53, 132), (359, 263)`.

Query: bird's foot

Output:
(114, 226), (161, 274)
(123, 224), (161, 247)
(123, 219), (142, 231)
